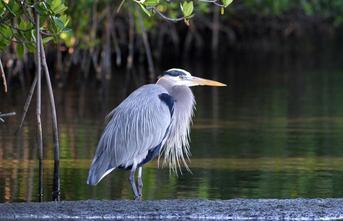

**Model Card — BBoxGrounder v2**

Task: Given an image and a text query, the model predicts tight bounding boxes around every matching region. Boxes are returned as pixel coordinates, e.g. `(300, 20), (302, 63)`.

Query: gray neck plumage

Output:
(156, 79), (195, 172)
(157, 79), (195, 115)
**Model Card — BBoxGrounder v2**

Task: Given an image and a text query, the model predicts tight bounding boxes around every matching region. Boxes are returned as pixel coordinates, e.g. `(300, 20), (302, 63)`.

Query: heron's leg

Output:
(129, 166), (139, 200)
(137, 167), (143, 198)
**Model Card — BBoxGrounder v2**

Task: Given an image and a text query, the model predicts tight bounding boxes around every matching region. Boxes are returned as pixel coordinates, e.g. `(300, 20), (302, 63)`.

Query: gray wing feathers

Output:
(87, 84), (171, 185)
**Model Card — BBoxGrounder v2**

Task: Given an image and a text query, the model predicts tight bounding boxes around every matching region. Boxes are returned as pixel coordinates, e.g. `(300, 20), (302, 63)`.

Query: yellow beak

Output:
(191, 77), (227, 87)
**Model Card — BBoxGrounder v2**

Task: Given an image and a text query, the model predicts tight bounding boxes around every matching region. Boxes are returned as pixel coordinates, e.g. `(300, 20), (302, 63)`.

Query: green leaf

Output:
(138, 3), (151, 16)
(8, 0), (20, 14)
(0, 25), (11, 51)
(43, 36), (54, 44)
(34, 2), (49, 16)
(17, 44), (24, 59)
(26, 43), (36, 53)
(49, 0), (61, 9)
(0, 1), (4, 13)
(49, 0), (68, 15)
(60, 15), (70, 26)
(143, 0), (159, 7)
(62, 28), (72, 33)
(222, 0), (233, 8)
(53, 4), (67, 14)
(18, 19), (33, 31)
(0, 41), (8, 51)
(181, 1), (193, 17)
(0, 24), (12, 39)
(53, 16), (65, 31)
(4, 0), (20, 16)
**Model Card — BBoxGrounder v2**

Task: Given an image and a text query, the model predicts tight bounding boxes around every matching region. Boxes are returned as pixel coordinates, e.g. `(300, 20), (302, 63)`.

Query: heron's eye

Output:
(179, 75), (186, 80)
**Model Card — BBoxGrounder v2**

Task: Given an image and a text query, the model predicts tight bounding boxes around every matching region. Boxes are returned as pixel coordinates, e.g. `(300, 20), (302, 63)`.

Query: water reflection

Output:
(1, 52), (343, 202)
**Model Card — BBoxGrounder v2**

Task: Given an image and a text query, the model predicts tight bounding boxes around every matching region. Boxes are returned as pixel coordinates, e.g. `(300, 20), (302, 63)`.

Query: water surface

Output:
(1, 52), (343, 202)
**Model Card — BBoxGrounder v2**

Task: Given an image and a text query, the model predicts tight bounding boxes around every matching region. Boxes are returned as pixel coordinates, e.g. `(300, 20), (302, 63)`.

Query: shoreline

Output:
(1, 199), (343, 220)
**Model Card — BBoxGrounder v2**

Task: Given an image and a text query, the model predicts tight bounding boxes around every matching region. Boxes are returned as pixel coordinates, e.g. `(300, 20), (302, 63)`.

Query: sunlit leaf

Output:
(143, 0), (159, 7)
(49, 0), (67, 14)
(62, 28), (72, 33)
(138, 3), (151, 16)
(53, 16), (65, 31)
(60, 15), (70, 27)
(181, 1), (193, 17)
(222, 0), (233, 8)
(43, 36), (54, 44)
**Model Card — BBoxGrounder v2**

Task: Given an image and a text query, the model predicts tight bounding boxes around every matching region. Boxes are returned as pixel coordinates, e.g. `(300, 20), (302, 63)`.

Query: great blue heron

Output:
(87, 68), (226, 200)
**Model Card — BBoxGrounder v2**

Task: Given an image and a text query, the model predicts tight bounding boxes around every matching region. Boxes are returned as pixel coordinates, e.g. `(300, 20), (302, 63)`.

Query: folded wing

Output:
(87, 84), (173, 185)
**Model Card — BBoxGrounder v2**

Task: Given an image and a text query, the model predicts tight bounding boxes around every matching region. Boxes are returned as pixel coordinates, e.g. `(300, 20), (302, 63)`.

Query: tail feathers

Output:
(87, 166), (115, 185)
(87, 152), (116, 185)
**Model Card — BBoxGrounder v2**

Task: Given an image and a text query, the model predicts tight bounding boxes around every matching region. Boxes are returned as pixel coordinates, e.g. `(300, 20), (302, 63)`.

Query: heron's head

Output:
(157, 68), (226, 87)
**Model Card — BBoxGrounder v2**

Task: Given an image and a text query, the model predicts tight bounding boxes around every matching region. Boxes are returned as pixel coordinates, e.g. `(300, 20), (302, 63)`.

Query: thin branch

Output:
(137, 8), (155, 78)
(150, 7), (193, 22)
(35, 9), (44, 203)
(40, 37), (60, 201)
(0, 112), (16, 117)
(0, 58), (7, 93)
(0, 112), (16, 123)
(16, 74), (37, 134)
(116, 0), (126, 13)
(127, 4), (134, 69)
(198, 0), (225, 7)
(111, 23), (122, 66)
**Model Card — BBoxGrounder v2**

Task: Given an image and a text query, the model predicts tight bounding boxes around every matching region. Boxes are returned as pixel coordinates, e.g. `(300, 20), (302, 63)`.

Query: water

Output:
(1, 51), (343, 202)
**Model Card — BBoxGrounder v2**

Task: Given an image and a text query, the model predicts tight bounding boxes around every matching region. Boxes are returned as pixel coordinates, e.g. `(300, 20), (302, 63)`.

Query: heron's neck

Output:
(156, 80), (194, 107)
(157, 81), (195, 172)
(169, 86), (194, 111)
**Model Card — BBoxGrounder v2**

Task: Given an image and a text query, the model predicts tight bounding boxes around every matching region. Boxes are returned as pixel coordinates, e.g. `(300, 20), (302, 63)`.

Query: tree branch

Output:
(0, 58), (7, 93)
(198, 0), (225, 7)
(0, 112), (16, 123)
(150, 7), (194, 22)
(35, 9), (44, 203)
(137, 8), (155, 78)
(16, 74), (37, 134)
(40, 37), (60, 201)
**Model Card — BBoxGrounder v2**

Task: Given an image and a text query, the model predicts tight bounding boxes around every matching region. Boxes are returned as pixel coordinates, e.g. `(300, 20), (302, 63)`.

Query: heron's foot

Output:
(136, 167), (144, 199)
(134, 195), (142, 201)
(137, 178), (143, 197)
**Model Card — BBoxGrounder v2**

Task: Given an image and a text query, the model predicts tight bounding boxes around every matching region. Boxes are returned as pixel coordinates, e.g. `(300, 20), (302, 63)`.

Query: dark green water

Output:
(1, 51), (343, 202)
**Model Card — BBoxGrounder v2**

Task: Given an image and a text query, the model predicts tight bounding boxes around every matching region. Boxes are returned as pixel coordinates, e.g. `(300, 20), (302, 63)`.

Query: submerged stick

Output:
(0, 58), (7, 93)
(35, 11), (44, 202)
(40, 39), (60, 201)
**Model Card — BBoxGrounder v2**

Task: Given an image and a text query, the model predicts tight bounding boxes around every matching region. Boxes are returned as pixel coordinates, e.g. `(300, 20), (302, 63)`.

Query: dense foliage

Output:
(1, 0), (343, 84)
(0, 0), (70, 54)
